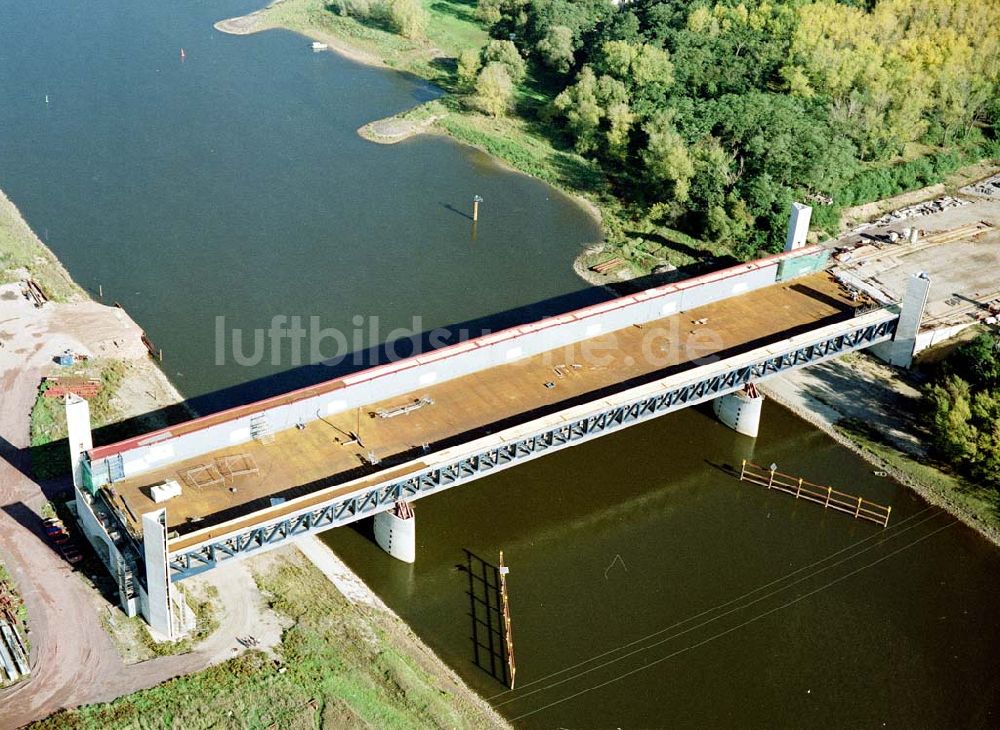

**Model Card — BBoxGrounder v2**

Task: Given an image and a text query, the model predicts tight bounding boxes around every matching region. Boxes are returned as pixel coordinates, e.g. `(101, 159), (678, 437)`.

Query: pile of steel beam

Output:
(0, 618), (29, 685)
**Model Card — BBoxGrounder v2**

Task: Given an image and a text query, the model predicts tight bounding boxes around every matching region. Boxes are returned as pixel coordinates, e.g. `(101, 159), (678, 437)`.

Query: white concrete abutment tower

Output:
(65, 395), (176, 639)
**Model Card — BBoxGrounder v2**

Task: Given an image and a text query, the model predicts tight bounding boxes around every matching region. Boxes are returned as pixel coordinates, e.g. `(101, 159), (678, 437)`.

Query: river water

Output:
(0, 0), (601, 409)
(2, 1), (999, 728)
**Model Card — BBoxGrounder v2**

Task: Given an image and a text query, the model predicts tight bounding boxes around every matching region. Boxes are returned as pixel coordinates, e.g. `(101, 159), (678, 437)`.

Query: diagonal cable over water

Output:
(509, 517), (957, 720)
(491, 505), (940, 706)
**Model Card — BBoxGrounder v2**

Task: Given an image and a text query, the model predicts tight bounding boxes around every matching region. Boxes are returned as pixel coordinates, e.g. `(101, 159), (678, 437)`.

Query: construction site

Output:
(54, 179), (1000, 642)
(0, 569), (30, 687)
(54, 211), (906, 639)
(830, 172), (1000, 346)
(3, 176), (988, 673)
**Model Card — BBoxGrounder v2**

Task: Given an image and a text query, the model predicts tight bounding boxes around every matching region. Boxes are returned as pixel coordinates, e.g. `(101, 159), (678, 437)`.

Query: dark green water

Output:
(2, 1), (999, 727)
(324, 403), (1000, 728)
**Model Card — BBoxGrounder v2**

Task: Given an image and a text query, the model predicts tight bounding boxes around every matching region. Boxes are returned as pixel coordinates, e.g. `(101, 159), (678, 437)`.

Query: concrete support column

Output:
(374, 502), (416, 563)
(871, 272), (931, 368)
(713, 384), (764, 438)
(784, 202), (812, 252)
(65, 394), (93, 490)
(142, 509), (174, 640)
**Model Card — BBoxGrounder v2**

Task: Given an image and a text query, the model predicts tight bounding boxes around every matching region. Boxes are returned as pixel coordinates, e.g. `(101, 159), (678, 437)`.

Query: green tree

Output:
(537, 25), (575, 73)
(483, 40), (527, 84)
(476, 62), (515, 117)
(925, 333), (1000, 492)
(641, 112), (694, 202)
(457, 48), (482, 90)
(476, 0), (503, 26)
(553, 66), (603, 153)
(927, 376), (978, 465)
(388, 0), (429, 39)
(944, 333), (1000, 389)
(605, 101), (634, 160)
(597, 41), (672, 88)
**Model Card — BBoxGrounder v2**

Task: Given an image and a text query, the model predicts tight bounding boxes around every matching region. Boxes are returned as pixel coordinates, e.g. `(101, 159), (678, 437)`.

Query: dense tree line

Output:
(926, 333), (1000, 493)
(472, 0), (1000, 256)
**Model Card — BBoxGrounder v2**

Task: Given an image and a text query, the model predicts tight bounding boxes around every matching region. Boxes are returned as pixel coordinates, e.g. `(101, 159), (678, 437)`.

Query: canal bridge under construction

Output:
(66, 239), (929, 638)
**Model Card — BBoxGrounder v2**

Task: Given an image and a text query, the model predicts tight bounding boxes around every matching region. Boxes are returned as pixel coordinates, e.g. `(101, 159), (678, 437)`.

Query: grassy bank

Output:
(262, 0), (486, 81)
(837, 418), (1000, 543)
(0, 189), (82, 303)
(34, 549), (506, 729)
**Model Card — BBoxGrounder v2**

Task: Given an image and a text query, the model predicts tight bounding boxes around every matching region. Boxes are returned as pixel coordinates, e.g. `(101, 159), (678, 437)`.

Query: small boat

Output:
(311, 42), (329, 51)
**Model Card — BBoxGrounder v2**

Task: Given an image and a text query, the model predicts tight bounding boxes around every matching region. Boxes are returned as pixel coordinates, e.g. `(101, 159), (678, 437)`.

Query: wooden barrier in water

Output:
(498, 551), (516, 689)
(739, 460), (891, 527)
(464, 550), (516, 688)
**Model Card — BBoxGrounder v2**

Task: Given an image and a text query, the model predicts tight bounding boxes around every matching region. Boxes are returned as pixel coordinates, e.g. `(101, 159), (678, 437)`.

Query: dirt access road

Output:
(0, 285), (286, 728)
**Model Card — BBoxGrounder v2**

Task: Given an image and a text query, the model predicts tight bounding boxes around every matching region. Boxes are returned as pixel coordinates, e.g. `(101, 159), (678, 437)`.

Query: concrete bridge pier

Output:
(374, 502), (416, 563)
(713, 384), (764, 438)
(871, 272), (931, 368)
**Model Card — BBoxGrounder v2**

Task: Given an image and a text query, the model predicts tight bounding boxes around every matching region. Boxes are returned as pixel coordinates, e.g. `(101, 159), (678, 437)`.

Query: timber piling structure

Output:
(738, 460), (892, 527)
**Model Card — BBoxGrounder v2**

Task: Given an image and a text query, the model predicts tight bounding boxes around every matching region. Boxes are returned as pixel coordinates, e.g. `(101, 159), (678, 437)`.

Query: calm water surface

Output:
(2, 1), (998, 728)
(0, 0), (601, 406)
(324, 404), (1000, 728)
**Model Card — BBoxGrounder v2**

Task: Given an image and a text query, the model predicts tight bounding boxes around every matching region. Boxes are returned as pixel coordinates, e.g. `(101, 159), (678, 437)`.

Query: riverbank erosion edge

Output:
(761, 350), (1000, 549)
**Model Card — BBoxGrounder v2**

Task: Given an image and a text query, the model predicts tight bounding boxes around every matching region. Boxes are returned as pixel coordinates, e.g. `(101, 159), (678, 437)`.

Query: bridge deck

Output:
(108, 273), (857, 539)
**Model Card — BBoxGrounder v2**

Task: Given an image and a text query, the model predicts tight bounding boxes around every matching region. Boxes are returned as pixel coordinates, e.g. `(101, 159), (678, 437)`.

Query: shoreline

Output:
(0, 189), (83, 304)
(214, 3), (609, 276)
(214, 5), (388, 70)
(296, 536), (510, 726)
(0, 185), (508, 724)
(0, 192), (185, 423)
(760, 372), (1000, 549)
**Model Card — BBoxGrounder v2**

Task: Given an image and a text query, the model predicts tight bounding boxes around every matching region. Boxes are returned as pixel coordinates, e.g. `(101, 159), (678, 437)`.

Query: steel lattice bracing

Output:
(168, 310), (898, 579)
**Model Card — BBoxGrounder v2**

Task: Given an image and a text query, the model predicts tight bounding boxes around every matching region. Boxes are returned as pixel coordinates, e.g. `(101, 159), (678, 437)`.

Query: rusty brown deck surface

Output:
(108, 273), (857, 540)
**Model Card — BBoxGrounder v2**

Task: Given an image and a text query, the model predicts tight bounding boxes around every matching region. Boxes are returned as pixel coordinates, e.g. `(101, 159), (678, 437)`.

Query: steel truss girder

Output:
(169, 313), (897, 579)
